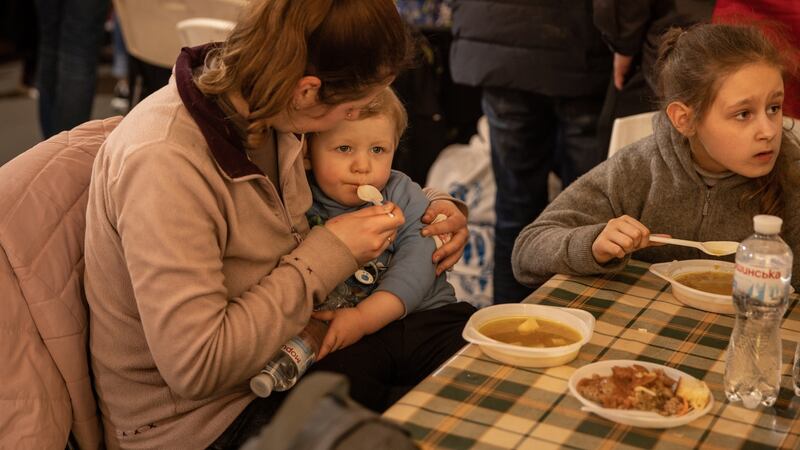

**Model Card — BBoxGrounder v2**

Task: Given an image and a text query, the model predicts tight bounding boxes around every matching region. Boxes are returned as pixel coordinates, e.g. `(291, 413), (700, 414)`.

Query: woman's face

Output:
(689, 62), (784, 178)
(293, 82), (391, 134)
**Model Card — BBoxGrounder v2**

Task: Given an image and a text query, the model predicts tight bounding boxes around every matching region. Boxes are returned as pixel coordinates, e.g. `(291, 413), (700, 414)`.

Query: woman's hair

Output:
(359, 87), (408, 145)
(654, 23), (797, 215)
(195, 0), (413, 133)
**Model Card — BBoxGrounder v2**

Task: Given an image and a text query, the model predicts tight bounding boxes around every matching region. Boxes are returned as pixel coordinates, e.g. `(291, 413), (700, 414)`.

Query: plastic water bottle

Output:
(250, 318), (328, 397)
(724, 215), (792, 408)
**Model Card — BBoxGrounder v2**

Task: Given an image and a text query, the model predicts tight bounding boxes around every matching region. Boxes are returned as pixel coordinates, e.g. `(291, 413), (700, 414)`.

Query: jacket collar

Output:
(175, 44), (262, 180)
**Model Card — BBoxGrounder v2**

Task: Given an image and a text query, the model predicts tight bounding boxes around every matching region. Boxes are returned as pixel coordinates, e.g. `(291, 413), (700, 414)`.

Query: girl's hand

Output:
(325, 202), (405, 266)
(421, 200), (469, 275)
(592, 215), (651, 264)
(311, 308), (367, 360)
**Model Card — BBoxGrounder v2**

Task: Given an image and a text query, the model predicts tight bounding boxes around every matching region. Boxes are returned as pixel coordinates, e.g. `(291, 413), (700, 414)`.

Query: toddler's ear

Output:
(666, 101), (696, 137)
(303, 152), (312, 170)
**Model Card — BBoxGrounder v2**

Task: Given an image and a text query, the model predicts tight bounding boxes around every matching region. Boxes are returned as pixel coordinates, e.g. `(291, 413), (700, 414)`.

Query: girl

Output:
(512, 23), (800, 290)
(83, 1), (470, 449)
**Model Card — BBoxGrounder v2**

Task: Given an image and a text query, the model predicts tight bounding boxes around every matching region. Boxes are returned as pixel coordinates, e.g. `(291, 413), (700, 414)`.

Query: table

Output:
(383, 261), (800, 449)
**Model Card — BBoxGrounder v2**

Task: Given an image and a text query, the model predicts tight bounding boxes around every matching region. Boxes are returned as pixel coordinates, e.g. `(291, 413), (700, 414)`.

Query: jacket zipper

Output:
(260, 177), (303, 244)
(702, 190), (712, 216)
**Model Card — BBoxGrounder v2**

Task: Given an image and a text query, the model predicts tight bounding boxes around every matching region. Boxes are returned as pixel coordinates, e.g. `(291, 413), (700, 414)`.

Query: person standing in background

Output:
(712, 0), (800, 118)
(449, 0), (612, 303)
(34, 0), (109, 138)
(593, 0), (714, 151)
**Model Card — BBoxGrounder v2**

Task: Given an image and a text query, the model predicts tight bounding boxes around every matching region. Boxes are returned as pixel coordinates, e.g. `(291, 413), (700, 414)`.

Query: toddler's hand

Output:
(591, 215), (651, 264)
(312, 308), (368, 360)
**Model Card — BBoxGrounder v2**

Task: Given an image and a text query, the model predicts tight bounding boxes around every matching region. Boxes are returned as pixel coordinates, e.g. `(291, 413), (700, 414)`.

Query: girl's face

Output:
(689, 62), (784, 177)
(307, 114), (396, 207)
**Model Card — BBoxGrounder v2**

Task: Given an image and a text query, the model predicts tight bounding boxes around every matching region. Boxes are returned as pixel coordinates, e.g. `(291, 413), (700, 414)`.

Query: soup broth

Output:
(674, 271), (733, 296)
(479, 316), (581, 348)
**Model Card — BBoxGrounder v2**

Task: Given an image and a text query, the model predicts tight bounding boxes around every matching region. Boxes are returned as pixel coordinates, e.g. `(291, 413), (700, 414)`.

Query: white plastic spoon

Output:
(649, 235), (739, 256)
(357, 185), (384, 206)
(357, 185), (394, 217)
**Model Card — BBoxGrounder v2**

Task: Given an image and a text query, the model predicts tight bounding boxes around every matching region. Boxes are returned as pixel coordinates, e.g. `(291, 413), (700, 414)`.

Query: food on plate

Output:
(576, 364), (710, 416)
(479, 316), (581, 348)
(674, 271), (733, 296)
(675, 376), (712, 410)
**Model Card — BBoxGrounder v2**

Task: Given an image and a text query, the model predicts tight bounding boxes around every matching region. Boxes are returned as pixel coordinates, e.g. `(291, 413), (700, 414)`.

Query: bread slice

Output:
(676, 377), (711, 410)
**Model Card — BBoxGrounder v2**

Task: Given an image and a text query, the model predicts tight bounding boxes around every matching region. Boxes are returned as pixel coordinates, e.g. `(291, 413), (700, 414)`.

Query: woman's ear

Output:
(292, 76), (322, 110)
(665, 101), (695, 136)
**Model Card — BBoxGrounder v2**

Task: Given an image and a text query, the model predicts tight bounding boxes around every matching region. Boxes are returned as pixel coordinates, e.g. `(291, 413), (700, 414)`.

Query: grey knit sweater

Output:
(512, 112), (800, 288)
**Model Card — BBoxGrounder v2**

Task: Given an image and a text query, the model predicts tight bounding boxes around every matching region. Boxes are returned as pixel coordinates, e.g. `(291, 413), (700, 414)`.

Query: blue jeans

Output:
(35, 0), (109, 138)
(482, 87), (605, 303)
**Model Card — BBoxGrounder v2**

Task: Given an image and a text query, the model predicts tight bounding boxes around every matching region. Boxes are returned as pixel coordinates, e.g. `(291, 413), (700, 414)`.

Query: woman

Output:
(83, 1), (473, 448)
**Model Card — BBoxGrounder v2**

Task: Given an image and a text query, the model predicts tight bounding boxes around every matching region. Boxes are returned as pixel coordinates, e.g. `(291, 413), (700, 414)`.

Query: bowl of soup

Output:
(649, 260), (736, 314)
(462, 304), (595, 367)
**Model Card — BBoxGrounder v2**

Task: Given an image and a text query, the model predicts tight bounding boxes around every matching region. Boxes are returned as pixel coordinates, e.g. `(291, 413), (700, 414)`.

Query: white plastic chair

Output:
(787, 116), (800, 142)
(113, 0), (246, 68)
(607, 111), (657, 157)
(177, 18), (236, 47)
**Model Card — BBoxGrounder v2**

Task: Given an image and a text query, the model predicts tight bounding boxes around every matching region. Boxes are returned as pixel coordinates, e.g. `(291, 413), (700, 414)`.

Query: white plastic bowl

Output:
(649, 260), (735, 314)
(462, 304), (595, 368)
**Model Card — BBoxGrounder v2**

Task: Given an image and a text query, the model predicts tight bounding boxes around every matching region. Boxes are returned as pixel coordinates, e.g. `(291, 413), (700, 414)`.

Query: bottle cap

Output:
(753, 214), (783, 235)
(250, 373), (275, 398)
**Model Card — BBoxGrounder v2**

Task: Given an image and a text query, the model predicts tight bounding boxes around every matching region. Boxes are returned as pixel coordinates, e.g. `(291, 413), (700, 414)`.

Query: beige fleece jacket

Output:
(84, 78), (364, 448)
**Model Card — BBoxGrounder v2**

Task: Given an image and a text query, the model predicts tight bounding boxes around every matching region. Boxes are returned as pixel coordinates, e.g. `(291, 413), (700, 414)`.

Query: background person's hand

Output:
(312, 308), (367, 360)
(591, 215), (651, 264)
(325, 202), (405, 265)
(613, 52), (633, 90)
(421, 199), (469, 275)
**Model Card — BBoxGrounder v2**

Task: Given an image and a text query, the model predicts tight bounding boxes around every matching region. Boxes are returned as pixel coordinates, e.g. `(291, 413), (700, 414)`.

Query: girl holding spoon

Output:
(512, 22), (800, 289)
(304, 87), (471, 360)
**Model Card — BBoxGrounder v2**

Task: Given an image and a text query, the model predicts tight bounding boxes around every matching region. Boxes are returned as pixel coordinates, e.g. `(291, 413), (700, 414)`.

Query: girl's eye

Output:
(767, 104), (782, 115)
(735, 110), (751, 120)
(336, 145), (352, 153)
(370, 146), (385, 154)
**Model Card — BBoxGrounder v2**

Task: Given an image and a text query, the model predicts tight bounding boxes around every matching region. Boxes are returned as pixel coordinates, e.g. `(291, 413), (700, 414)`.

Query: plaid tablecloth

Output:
(383, 261), (800, 449)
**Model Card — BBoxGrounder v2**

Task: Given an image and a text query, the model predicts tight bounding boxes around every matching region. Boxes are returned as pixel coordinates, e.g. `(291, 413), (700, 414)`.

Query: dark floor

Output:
(0, 60), (120, 167)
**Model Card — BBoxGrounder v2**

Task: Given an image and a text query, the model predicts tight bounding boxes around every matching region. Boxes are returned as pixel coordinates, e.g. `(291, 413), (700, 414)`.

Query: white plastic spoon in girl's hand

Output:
(649, 235), (739, 256)
(357, 185), (394, 217)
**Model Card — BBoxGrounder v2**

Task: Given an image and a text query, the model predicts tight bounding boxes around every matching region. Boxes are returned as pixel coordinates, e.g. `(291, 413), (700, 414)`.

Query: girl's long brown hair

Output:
(195, 0), (413, 137)
(654, 23), (799, 216)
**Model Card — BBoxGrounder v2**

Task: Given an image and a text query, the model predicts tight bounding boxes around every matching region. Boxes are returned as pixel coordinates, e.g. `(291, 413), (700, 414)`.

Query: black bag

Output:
(240, 372), (417, 450)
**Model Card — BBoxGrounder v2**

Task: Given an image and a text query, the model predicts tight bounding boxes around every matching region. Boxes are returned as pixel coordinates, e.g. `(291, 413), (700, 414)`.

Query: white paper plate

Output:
(568, 359), (714, 428)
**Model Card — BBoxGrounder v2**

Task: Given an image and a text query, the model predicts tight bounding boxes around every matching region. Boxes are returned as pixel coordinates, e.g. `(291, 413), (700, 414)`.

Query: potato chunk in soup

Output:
(479, 316), (581, 348)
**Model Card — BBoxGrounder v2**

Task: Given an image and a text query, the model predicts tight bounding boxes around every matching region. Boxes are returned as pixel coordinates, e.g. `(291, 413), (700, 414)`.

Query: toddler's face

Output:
(308, 115), (396, 206)
(690, 62), (784, 178)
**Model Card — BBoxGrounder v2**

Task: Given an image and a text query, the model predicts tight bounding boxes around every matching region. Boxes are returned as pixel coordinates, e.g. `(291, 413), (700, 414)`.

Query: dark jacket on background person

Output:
(449, 0), (612, 96)
(593, 0), (714, 90)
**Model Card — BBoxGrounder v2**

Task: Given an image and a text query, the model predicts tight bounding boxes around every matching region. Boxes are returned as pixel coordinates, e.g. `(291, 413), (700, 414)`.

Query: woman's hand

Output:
(312, 308), (367, 360)
(421, 200), (468, 275)
(591, 215), (652, 264)
(325, 202), (405, 266)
